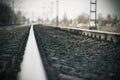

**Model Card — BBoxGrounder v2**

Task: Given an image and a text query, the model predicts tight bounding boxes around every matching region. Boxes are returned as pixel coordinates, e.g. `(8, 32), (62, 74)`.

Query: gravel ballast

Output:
(34, 24), (120, 80)
(0, 26), (30, 80)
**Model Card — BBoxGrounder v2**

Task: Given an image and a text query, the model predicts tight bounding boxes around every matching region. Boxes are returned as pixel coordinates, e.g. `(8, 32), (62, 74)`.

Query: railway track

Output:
(0, 24), (120, 80)
(34, 24), (120, 80)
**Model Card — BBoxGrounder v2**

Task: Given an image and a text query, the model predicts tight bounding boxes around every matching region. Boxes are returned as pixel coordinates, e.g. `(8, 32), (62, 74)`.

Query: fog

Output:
(1, 0), (120, 20)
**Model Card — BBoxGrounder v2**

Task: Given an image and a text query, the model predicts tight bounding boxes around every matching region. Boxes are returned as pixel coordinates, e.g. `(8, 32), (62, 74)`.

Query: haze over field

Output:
(1, 0), (120, 21)
(19, 0), (120, 20)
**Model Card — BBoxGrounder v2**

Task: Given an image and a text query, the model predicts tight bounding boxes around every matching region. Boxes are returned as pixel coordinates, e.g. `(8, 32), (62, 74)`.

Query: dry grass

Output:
(74, 26), (89, 30)
(80, 26), (89, 29)
(78, 26), (120, 33)
(99, 26), (120, 33)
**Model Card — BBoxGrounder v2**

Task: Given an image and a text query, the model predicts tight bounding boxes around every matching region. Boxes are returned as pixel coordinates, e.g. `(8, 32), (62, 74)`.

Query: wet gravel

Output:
(34, 25), (120, 80)
(0, 26), (30, 80)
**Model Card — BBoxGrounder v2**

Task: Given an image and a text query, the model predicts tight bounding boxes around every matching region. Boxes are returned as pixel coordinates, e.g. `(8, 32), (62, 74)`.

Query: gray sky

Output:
(8, 0), (120, 20)
(97, 0), (120, 18)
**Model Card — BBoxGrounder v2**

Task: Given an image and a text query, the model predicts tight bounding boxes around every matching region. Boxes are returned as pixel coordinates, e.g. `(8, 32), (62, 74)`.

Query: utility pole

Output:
(32, 12), (34, 23)
(56, 0), (59, 27)
(51, 2), (53, 19)
(89, 0), (97, 30)
(51, 1), (54, 25)
(12, 0), (14, 25)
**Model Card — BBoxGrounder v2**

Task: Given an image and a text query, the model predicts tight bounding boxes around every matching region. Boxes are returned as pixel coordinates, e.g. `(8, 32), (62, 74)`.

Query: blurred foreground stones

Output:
(0, 26), (30, 80)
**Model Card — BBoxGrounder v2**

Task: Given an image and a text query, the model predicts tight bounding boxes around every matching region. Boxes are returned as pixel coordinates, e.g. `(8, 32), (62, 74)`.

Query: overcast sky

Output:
(12, 0), (120, 21)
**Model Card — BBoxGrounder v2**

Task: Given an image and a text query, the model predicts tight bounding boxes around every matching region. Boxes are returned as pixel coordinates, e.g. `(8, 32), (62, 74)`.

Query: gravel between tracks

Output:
(34, 25), (120, 80)
(0, 26), (30, 80)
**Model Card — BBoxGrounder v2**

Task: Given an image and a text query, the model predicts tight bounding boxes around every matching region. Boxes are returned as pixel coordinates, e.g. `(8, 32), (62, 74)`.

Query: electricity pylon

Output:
(89, 0), (97, 30)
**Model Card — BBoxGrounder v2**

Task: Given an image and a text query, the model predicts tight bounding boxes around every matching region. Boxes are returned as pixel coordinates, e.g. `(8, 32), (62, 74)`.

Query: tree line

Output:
(98, 14), (120, 27)
(37, 13), (120, 28)
(0, 2), (26, 26)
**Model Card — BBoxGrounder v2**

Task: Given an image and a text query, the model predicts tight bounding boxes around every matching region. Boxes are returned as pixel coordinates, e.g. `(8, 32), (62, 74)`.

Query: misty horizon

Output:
(0, 0), (120, 21)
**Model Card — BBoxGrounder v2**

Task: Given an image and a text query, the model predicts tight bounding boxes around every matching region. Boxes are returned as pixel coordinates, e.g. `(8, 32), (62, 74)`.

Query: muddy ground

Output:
(0, 26), (30, 80)
(34, 24), (120, 80)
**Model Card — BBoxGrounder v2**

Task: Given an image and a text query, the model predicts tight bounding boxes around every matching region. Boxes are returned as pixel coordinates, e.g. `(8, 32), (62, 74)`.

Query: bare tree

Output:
(0, 2), (13, 26)
(106, 14), (112, 24)
(60, 12), (68, 26)
(112, 15), (119, 25)
(98, 13), (105, 26)
(77, 13), (89, 24)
